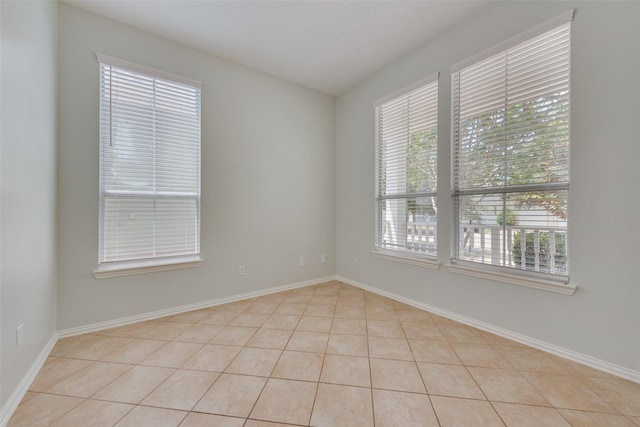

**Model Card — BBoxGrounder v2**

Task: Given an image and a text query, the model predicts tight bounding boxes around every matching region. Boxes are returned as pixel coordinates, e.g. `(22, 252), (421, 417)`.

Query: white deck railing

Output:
(381, 221), (437, 256)
(382, 221), (567, 275)
(459, 224), (567, 274)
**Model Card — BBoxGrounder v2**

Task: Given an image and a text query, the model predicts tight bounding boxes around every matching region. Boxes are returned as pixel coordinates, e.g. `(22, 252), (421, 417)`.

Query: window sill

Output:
(371, 250), (440, 270)
(94, 257), (203, 279)
(447, 263), (576, 295)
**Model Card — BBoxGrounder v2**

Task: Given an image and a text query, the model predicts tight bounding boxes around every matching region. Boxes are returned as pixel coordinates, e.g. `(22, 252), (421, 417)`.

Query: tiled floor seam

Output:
(244, 327), (293, 423)
(11, 281), (640, 426)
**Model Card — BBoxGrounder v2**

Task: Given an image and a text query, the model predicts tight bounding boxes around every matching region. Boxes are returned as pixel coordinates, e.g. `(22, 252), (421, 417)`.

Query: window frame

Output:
(94, 54), (203, 278)
(448, 11), (576, 294)
(373, 73), (440, 268)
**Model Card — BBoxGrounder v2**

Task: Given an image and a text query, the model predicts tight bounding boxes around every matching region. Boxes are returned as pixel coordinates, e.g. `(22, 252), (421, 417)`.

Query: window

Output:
(451, 12), (572, 284)
(97, 55), (202, 275)
(375, 76), (438, 262)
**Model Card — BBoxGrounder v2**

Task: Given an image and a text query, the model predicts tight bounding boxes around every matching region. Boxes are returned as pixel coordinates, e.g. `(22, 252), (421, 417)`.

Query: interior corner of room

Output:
(2, 0), (639, 424)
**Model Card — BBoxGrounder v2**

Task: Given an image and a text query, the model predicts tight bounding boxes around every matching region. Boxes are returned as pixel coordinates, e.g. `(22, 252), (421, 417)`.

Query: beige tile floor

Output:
(9, 281), (640, 426)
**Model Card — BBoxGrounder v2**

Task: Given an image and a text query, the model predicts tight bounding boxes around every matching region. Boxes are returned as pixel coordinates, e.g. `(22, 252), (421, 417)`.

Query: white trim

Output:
(3, 273), (637, 427)
(335, 275), (639, 385)
(93, 257), (203, 279)
(450, 9), (574, 73)
(0, 334), (58, 427)
(373, 72), (440, 107)
(447, 263), (576, 296)
(1, 276), (336, 424)
(96, 53), (202, 88)
(58, 275), (337, 338)
(371, 250), (440, 270)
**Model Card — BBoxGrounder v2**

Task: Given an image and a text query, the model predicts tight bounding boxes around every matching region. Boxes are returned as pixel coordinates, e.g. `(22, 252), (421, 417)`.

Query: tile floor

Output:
(8, 281), (640, 426)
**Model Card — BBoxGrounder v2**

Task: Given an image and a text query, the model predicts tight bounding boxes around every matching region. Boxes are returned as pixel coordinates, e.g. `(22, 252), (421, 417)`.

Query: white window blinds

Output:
(98, 55), (202, 266)
(375, 76), (438, 258)
(451, 13), (572, 280)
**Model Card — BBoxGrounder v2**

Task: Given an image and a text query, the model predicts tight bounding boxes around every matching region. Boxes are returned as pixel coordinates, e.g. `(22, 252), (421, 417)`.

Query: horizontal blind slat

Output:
(451, 19), (571, 277)
(99, 60), (201, 264)
(375, 78), (438, 256)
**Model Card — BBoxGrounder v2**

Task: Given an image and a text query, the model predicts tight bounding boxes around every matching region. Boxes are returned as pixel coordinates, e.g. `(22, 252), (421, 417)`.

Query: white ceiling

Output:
(66, 0), (494, 96)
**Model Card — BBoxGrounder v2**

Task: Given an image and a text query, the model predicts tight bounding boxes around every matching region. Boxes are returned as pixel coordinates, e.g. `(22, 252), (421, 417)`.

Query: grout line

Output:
(12, 280), (640, 426)
(365, 295), (377, 427)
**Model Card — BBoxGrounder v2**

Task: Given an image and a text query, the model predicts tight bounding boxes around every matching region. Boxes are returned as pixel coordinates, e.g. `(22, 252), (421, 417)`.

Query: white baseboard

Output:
(336, 275), (640, 384)
(2, 275), (337, 426)
(7, 273), (635, 427)
(0, 334), (57, 427)
(57, 275), (337, 338)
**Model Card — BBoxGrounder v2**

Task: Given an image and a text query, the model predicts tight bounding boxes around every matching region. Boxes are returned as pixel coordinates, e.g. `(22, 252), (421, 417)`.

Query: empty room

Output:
(1, 0), (639, 426)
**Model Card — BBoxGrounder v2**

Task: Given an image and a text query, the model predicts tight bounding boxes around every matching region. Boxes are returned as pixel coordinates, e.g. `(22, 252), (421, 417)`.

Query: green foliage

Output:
(515, 191), (567, 221)
(407, 128), (437, 219)
(457, 92), (569, 222)
(512, 231), (567, 273)
(496, 208), (516, 226)
(462, 208), (483, 224)
(407, 128), (437, 194)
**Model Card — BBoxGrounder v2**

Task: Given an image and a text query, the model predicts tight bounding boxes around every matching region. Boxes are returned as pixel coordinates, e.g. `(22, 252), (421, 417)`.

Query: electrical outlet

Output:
(239, 265), (245, 276)
(16, 324), (24, 347)
(299, 257), (305, 266)
(321, 254), (326, 264)
(353, 256), (358, 266)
